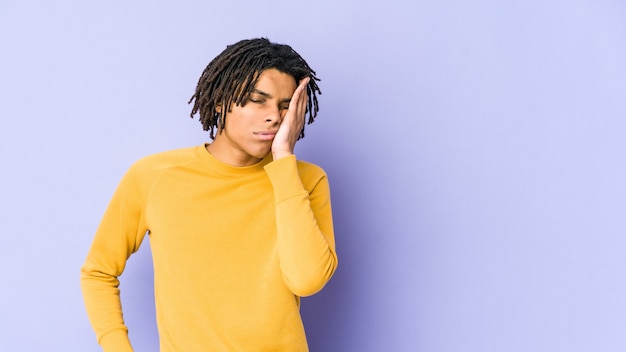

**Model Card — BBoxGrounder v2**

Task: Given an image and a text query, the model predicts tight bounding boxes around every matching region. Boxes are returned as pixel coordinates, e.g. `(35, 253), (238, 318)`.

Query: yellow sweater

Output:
(80, 145), (337, 351)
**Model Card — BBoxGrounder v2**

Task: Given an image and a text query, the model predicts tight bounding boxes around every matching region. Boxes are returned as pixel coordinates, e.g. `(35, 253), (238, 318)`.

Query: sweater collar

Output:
(196, 144), (272, 176)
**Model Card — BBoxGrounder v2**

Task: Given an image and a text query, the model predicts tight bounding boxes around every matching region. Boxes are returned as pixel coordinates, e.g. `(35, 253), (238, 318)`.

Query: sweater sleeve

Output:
(264, 155), (338, 297)
(80, 162), (150, 352)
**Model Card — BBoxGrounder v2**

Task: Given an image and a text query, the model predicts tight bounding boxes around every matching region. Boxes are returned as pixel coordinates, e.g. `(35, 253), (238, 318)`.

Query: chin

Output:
(248, 147), (271, 160)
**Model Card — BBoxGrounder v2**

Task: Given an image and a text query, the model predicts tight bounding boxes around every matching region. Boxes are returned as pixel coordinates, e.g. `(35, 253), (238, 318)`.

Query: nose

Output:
(265, 106), (282, 124)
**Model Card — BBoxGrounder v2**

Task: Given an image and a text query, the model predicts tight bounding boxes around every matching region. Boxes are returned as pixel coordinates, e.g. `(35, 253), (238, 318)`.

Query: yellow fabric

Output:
(80, 145), (337, 351)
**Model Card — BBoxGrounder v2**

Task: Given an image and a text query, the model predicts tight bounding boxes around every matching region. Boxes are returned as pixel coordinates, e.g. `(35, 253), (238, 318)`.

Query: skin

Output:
(207, 68), (310, 167)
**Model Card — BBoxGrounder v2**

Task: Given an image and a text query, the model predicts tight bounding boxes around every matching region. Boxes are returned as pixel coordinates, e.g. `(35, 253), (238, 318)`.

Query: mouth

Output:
(254, 131), (277, 141)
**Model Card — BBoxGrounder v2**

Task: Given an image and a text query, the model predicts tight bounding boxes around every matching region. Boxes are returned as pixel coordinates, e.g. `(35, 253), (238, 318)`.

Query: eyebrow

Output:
(251, 89), (291, 103)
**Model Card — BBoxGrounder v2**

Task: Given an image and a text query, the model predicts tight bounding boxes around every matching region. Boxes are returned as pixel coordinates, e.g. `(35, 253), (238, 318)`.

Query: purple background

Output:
(1, 1), (625, 351)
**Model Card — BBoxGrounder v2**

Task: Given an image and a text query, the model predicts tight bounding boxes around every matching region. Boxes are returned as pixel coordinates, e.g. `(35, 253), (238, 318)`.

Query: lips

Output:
(254, 131), (277, 140)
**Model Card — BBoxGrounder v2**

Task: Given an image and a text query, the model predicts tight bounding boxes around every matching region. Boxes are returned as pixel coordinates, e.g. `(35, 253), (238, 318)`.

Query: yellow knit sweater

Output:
(80, 145), (337, 351)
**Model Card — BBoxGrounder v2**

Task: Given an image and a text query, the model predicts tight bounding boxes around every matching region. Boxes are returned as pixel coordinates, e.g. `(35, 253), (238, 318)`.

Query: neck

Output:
(205, 142), (264, 167)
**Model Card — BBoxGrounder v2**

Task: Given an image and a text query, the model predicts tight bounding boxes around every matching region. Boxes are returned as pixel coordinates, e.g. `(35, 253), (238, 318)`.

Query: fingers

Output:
(271, 78), (309, 159)
(291, 77), (309, 110)
(294, 77), (309, 122)
(298, 76), (311, 90)
(282, 77), (309, 133)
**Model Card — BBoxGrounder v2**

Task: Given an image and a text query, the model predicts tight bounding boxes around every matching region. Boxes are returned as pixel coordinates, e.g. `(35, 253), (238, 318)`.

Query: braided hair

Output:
(188, 38), (321, 139)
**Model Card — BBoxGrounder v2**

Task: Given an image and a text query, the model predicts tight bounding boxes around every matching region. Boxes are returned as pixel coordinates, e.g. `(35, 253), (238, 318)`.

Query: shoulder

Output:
(109, 146), (203, 201)
(296, 159), (326, 175)
(125, 146), (201, 181)
(296, 159), (328, 185)
(132, 146), (198, 169)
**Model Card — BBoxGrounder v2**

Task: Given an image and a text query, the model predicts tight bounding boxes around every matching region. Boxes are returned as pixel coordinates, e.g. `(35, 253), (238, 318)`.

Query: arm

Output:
(264, 157), (338, 296)
(266, 77), (337, 296)
(80, 163), (149, 352)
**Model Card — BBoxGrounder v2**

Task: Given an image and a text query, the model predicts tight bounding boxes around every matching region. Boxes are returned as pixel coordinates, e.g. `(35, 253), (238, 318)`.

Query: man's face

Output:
(212, 68), (297, 166)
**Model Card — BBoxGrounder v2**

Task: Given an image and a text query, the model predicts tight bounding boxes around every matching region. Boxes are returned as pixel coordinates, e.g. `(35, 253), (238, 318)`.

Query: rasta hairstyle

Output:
(188, 38), (321, 139)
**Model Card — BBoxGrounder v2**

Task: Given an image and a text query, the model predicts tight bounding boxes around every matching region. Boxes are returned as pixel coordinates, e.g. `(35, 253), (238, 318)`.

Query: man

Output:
(80, 38), (338, 351)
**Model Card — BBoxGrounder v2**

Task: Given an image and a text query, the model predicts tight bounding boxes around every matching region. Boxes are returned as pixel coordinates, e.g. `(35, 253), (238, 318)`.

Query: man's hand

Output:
(272, 77), (310, 160)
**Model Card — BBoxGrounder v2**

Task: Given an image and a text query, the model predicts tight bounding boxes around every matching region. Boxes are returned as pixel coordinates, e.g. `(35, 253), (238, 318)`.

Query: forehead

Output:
(252, 68), (297, 97)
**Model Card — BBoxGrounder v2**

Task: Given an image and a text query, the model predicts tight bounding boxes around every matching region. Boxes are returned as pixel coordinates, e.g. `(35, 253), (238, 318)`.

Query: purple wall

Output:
(1, 1), (625, 351)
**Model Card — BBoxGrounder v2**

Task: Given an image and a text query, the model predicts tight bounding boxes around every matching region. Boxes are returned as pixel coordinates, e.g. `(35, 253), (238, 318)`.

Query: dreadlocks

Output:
(188, 38), (321, 140)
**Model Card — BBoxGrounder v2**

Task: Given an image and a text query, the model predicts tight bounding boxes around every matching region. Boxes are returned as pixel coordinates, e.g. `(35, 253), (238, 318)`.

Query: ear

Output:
(215, 105), (222, 114)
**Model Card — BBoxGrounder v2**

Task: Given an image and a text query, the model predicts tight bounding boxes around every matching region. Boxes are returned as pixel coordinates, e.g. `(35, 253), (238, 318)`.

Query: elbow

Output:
(80, 262), (121, 288)
(284, 257), (338, 297)
(286, 277), (325, 297)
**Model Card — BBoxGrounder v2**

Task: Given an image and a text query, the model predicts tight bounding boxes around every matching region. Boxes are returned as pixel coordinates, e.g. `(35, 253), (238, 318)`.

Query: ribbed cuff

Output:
(264, 155), (306, 202)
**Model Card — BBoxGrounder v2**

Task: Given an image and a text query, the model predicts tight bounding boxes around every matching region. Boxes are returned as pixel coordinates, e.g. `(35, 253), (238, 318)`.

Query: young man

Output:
(80, 38), (338, 352)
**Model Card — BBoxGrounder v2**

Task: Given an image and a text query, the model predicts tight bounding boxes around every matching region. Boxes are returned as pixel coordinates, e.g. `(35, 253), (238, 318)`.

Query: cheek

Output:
(221, 112), (237, 133)
(224, 109), (251, 134)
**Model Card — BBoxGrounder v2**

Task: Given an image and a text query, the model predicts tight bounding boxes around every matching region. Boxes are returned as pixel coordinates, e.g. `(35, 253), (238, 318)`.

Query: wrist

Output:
(272, 149), (294, 160)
